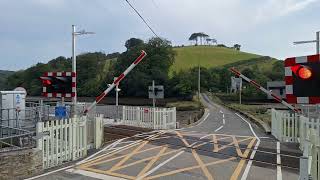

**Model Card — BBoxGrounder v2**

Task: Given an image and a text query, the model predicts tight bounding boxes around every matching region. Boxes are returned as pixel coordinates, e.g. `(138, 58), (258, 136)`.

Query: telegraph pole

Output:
(294, 31), (320, 54)
(152, 80), (155, 108)
(198, 62), (201, 102)
(71, 25), (95, 115)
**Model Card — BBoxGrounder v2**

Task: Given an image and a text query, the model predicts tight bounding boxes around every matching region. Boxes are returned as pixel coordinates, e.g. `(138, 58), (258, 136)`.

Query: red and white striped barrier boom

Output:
(83, 50), (147, 114)
(229, 67), (300, 113)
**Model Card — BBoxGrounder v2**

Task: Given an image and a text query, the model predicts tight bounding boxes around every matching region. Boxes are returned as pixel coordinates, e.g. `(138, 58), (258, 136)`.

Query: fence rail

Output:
(121, 106), (176, 129)
(271, 109), (320, 179)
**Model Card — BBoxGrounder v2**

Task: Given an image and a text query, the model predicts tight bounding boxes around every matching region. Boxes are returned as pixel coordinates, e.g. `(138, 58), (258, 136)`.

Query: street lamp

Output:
(72, 25), (95, 115)
(293, 31), (320, 54)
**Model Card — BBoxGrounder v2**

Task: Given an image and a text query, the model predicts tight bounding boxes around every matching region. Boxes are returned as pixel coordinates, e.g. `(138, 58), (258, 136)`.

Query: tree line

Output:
(4, 37), (283, 100)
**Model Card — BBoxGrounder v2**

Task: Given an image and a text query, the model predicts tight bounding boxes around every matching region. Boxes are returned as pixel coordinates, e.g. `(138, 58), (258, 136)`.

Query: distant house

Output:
(267, 81), (286, 100)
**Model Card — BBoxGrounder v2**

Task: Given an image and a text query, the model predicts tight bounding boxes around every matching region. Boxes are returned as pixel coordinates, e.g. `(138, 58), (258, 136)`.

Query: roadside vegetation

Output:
(3, 35), (284, 103)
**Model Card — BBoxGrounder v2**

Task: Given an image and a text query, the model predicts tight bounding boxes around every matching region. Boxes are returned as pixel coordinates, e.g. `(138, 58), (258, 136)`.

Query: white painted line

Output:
(235, 113), (261, 180)
(24, 165), (74, 180)
(66, 169), (125, 180)
(223, 118), (225, 124)
(222, 114), (225, 118)
(193, 113), (210, 127)
(214, 125), (224, 132)
(220, 110), (223, 114)
(200, 134), (212, 139)
(259, 137), (271, 139)
(277, 142), (282, 180)
(189, 142), (198, 147)
(136, 150), (185, 180)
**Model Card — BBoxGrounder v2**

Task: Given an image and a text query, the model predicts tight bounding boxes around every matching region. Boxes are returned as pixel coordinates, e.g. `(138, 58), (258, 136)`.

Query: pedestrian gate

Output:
(36, 116), (87, 169)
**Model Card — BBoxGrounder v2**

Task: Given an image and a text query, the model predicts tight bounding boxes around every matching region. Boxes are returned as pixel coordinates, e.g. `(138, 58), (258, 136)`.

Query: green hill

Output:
(170, 46), (261, 74)
(0, 70), (14, 90)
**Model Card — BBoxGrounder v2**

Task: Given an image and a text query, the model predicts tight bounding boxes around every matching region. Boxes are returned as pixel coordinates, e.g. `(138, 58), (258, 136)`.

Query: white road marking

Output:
(136, 150), (185, 180)
(235, 113), (261, 180)
(259, 136), (271, 139)
(24, 165), (74, 180)
(220, 110), (223, 114)
(222, 118), (225, 124)
(200, 134), (212, 139)
(66, 169), (125, 180)
(277, 142), (282, 180)
(214, 125), (224, 132)
(222, 113), (225, 118)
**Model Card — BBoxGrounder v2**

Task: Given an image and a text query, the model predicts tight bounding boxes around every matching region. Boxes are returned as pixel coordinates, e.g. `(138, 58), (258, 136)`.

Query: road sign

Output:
(55, 106), (67, 119)
(148, 85), (164, 99)
(40, 72), (76, 98)
(284, 54), (320, 104)
(231, 77), (242, 93)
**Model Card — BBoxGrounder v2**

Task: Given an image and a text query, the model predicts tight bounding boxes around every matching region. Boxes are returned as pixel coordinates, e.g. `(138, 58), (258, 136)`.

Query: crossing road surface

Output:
(30, 94), (301, 180)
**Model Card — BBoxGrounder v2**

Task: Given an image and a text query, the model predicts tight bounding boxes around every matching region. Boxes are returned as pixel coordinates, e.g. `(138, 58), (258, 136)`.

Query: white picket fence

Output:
(271, 109), (320, 179)
(36, 116), (88, 169)
(121, 106), (176, 129)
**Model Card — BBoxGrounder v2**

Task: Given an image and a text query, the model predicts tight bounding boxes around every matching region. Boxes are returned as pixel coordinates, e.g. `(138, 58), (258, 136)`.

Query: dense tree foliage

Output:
(113, 37), (175, 97)
(5, 52), (118, 96)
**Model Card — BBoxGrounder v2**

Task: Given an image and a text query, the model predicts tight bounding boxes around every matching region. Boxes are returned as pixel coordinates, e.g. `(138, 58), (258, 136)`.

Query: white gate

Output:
(121, 106), (176, 129)
(271, 109), (320, 179)
(36, 116), (87, 169)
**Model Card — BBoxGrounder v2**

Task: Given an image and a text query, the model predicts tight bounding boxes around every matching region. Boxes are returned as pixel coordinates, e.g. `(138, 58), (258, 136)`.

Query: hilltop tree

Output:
(189, 33), (198, 45)
(189, 32), (210, 45)
(233, 44), (241, 51)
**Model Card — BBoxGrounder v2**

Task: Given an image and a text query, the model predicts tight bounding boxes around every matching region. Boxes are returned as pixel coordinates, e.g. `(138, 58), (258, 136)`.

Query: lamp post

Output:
(72, 25), (95, 115)
(293, 31), (320, 54)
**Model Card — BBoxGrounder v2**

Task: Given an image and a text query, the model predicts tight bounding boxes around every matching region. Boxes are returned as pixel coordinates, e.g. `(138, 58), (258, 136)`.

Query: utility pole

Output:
(198, 62), (201, 102)
(72, 25), (76, 114)
(72, 25), (95, 116)
(152, 80), (155, 108)
(294, 31), (320, 54)
(239, 78), (242, 104)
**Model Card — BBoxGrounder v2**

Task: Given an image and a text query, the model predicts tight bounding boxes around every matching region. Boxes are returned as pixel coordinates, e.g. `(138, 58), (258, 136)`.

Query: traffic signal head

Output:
(40, 72), (75, 98)
(291, 65), (313, 80)
(285, 54), (320, 104)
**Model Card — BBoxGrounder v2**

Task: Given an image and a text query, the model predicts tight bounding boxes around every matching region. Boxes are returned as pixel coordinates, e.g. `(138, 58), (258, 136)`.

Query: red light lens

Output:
(42, 79), (52, 85)
(298, 67), (312, 80)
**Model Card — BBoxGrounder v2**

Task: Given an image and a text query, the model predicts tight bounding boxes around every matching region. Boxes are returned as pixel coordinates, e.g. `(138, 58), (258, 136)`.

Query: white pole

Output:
(239, 78), (242, 104)
(115, 77), (119, 122)
(198, 63), (200, 101)
(316, 31), (319, 54)
(72, 25), (77, 116)
(152, 80), (155, 108)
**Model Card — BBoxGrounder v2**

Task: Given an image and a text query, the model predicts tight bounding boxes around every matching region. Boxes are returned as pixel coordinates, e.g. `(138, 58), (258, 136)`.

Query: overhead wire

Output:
(124, 0), (160, 38)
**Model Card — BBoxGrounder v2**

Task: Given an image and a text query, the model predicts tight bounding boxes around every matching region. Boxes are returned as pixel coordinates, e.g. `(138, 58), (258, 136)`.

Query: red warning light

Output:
(297, 66), (312, 80)
(42, 79), (52, 86)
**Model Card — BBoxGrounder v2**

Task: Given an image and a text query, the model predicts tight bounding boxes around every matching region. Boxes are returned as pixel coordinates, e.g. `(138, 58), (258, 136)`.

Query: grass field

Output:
(170, 46), (261, 74)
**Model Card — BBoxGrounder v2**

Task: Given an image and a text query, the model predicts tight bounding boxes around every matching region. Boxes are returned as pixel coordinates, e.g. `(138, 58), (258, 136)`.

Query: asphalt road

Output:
(29, 94), (301, 180)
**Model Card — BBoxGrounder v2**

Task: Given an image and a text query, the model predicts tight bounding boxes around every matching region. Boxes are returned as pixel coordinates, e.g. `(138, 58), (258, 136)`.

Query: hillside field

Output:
(170, 46), (261, 74)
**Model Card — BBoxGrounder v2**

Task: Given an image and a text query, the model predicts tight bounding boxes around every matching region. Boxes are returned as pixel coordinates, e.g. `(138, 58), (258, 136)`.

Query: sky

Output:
(0, 0), (319, 71)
